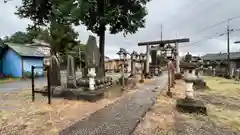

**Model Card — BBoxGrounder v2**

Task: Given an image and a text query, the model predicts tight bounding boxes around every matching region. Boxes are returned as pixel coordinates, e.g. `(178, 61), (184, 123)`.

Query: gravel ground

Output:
(133, 79), (240, 135)
(59, 74), (167, 135)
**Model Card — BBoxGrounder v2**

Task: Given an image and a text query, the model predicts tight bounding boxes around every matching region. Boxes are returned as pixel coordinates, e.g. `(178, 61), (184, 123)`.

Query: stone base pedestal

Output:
(193, 78), (207, 90)
(78, 90), (105, 102)
(175, 73), (182, 80)
(167, 91), (172, 97)
(139, 79), (144, 83)
(176, 99), (207, 115)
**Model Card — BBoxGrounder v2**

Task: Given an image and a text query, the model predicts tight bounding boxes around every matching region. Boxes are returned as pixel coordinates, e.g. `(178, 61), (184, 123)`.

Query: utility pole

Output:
(78, 48), (82, 76)
(161, 24), (163, 41)
(227, 19), (230, 76)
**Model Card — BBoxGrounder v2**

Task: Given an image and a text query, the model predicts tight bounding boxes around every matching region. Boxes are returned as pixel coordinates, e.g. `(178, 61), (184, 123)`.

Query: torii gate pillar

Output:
(145, 44), (150, 73)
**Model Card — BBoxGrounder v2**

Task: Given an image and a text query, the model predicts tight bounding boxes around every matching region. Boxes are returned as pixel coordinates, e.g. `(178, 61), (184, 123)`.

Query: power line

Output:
(191, 15), (240, 37)
(167, 0), (228, 33)
(182, 28), (240, 47)
(161, 0), (200, 25)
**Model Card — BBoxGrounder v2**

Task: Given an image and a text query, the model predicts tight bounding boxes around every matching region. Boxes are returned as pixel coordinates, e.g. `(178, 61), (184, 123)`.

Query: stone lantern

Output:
(177, 53), (207, 114)
(117, 48), (128, 87)
(87, 59), (97, 91)
(139, 53), (147, 83)
(130, 51), (138, 76)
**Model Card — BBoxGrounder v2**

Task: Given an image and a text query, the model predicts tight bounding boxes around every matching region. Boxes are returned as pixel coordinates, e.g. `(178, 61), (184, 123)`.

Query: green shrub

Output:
(23, 71), (41, 78)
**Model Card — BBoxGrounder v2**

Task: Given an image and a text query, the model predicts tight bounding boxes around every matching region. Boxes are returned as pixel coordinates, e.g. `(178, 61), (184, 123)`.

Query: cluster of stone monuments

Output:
(201, 63), (240, 80)
(48, 35), (113, 100)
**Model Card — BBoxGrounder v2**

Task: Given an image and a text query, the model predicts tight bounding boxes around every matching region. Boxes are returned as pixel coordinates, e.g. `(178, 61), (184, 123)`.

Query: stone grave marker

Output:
(50, 55), (61, 86)
(235, 69), (240, 83)
(83, 35), (101, 78)
(67, 55), (77, 88)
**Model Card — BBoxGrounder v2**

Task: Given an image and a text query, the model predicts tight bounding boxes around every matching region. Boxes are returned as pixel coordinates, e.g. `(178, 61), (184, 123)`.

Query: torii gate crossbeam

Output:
(137, 38), (190, 73)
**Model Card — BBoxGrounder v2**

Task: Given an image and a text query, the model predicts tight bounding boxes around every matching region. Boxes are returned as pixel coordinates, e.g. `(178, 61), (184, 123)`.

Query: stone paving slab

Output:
(59, 74), (167, 135)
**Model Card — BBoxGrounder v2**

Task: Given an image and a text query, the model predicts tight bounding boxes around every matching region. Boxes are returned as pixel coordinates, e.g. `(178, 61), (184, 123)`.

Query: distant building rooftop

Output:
(4, 43), (46, 57)
(201, 52), (240, 61)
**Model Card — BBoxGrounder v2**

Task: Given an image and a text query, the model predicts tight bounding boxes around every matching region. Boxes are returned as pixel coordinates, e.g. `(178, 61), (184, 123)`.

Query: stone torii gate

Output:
(138, 38), (190, 74)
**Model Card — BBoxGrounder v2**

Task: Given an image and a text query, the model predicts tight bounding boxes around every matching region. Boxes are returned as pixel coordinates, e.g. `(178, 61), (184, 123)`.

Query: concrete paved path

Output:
(59, 74), (167, 135)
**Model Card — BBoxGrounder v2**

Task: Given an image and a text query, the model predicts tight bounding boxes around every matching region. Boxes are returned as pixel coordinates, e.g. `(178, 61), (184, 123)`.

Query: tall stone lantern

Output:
(117, 48), (128, 87)
(130, 51), (138, 76)
(87, 60), (97, 91)
(177, 53), (207, 114)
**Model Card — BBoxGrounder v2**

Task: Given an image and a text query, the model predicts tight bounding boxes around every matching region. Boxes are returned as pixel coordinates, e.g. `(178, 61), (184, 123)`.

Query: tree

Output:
(2, 27), (49, 44)
(49, 23), (80, 54)
(157, 55), (168, 67)
(3, 31), (29, 44)
(75, 0), (150, 76)
(13, 0), (150, 76)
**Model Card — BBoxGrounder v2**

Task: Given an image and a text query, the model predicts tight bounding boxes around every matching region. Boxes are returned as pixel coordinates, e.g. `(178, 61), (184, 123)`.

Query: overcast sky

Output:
(1, 0), (240, 58)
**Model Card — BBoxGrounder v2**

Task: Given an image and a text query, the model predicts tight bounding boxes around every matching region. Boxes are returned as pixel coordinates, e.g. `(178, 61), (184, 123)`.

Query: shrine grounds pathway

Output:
(59, 73), (168, 135)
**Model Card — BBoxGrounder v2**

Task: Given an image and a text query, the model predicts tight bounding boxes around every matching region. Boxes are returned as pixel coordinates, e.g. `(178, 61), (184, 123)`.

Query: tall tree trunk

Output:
(98, 0), (106, 77)
(99, 24), (106, 77)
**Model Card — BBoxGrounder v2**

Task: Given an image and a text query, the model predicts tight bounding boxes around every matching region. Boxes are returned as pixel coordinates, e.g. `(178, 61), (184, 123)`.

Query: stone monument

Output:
(235, 69), (240, 83)
(67, 55), (77, 88)
(177, 53), (207, 115)
(194, 62), (207, 90)
(76, 35), (113, 91)
(50, 55), (61, 86)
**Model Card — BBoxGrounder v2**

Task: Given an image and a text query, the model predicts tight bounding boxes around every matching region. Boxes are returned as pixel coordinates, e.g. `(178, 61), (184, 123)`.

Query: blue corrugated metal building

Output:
(0, 43), (45, 78)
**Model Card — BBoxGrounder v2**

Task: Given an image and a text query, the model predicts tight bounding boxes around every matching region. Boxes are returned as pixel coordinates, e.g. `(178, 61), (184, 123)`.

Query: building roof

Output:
(5, 43), (45, 57)
(201, 52), (240, 61)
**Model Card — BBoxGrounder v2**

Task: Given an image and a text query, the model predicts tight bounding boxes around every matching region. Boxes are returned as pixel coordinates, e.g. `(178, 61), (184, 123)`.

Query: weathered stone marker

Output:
(212, 68), (216, 77)
(235, 69), (240, 83)
(177, 53), (207, 115)
(50, 55), (61, 86)
(88, 64), (96, 90)
(67, 55), (77, 88)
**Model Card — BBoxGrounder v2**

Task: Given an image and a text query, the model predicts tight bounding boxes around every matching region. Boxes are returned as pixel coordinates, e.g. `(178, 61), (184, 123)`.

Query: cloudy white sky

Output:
(1, 0), (240, 58)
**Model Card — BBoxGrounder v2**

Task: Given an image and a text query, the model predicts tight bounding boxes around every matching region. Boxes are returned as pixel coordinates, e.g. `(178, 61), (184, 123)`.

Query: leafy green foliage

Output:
(1, 24), (81, 54)
(157, 55), (168, 66)
(3, 31), (29, 44)
(49, 23), (80, 54)
(13, 0), (151, 76)
(15, 0), (150, 35)
(16, 0), (79, 26)
(23, 70), (41, 78)
(2, 27), (50, 44)
(76, 0), (150, 35)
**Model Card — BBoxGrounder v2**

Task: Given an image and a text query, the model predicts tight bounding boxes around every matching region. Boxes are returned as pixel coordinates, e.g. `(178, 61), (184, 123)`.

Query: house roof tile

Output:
(5, 43), (45, 57)
(201, 52), (240, 61)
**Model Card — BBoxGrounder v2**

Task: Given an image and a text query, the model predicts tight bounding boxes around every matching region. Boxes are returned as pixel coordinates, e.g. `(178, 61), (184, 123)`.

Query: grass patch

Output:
(207, 104), (240, 131)
(204, 76), (240, 97)
(201, 76), (240, 131)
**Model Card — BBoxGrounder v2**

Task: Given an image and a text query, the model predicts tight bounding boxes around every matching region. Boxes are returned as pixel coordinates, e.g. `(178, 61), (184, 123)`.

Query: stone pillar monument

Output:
(175, 42), (180, 73)
(235, 69), (240, 83)
(88, 64), (96, 90)
(145, 44), (150, 73)
(67, 55), (77, 88)
(50, 55), (61, 86)
(212, 68), (216, 77)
